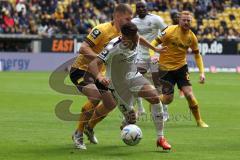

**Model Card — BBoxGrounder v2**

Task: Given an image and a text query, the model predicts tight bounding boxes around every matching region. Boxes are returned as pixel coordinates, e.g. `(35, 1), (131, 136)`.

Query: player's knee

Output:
(109, 104), (116, 110)
(182, 87), (193, 99)
(185, 93), (196, 102)
(162, 95), (173, 104)
(184, 92), (193, 99)
(101, 92), (117, 110)
(148, 95), (160, 104)
(81, 107), (85, 113)
(81, 108), (93, 117)
(105, 103), (116, 111)
(89, 100), (100, 106)
(87, 95), (101, 103)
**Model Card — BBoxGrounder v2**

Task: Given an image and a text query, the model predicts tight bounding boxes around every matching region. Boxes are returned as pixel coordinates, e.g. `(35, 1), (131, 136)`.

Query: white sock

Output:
(136, 97), (145, 112)
(151, 102), (164, 138)
(162, 104), (169, 121)
(163, 104), (168, 113)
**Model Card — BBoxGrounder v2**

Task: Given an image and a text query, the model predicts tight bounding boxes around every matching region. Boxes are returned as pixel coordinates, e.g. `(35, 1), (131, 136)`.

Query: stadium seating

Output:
(0, 0), (239, 40)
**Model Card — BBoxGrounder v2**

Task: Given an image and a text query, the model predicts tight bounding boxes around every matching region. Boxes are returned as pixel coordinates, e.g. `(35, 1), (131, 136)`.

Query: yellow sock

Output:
(88, 103), (113, 129)
(77, 101), (96, 132)
(187, 97), (202, 122)
(189, 105), (201, 122)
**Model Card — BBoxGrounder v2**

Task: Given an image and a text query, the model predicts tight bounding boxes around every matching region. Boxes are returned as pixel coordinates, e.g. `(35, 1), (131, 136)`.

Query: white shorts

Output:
(136, 57), (158, 73)
(109, 73), (151, 113)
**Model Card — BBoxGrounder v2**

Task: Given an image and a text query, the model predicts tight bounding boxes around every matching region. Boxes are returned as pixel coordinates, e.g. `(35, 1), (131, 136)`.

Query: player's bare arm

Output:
(88, 58), (110, 87)
(149, 37), (163, 57)
(139, 36), (167, 54)
(79, 41), (98, 60)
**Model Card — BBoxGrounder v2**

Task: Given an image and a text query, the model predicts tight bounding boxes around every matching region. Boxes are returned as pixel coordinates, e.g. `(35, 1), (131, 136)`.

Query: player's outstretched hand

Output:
(154, 46), (168, 54)
(199, 73), (205, 84)
(97, 75), (110, 87)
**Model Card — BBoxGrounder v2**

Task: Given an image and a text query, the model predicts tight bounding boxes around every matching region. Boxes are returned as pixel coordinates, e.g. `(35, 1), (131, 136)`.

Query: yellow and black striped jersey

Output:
(72, 22), (120, 71)
(154, 25), (199, 71)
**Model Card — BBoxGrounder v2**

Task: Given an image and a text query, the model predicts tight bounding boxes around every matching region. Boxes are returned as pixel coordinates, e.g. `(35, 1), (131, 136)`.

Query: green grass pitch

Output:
(0, 72), (240, 160)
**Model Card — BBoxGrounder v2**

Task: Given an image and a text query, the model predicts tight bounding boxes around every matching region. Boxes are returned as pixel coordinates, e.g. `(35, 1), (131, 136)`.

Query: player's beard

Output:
(181, 23), (190, 31)
(138, 12), (147, 19)
(184, 24), (190, 30)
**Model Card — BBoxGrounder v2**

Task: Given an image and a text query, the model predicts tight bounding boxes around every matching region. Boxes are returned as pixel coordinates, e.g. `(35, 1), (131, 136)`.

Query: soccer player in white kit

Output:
(131, 2), (168, 118)
(88, 22), (171, 150)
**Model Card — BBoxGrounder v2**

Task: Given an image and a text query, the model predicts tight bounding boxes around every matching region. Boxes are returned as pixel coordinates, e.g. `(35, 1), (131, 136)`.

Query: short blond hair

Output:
(114, 3), (133, 15)
(180, 11), (193, 17)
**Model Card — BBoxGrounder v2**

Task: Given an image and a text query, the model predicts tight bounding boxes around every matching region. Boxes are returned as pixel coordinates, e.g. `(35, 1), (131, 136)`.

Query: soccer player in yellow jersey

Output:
(70, 4), (133, 149)
(150, 11), (209, 128)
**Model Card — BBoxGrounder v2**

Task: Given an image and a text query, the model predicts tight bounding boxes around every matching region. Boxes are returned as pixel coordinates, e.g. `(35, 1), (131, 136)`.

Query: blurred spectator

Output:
(3, 9), (14, 28)
(208, 7), (217, 19)
(231, 0), (240, 7)
(55, 8), (64, 21)
(182, 1), (193, 12)
(227, 28), (238, 40)
(0, 16), (4, 33)
(0, 0), (238, 40)
(218, 26), (228, 39)
(16, 0), (27, 16)
(170, 11), (179, 25)
(156, 0), (168, 12)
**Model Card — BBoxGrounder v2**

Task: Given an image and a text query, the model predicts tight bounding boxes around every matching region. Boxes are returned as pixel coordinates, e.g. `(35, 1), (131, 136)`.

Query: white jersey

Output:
(132, 14), (167, 59)
(98, 36), (139, 81)
(98, 36), (150, 108)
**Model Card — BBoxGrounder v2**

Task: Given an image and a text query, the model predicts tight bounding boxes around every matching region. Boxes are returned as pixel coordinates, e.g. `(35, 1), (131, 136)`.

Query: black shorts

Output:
(69, 67), (108, 93)
(159, 65), (191, 95)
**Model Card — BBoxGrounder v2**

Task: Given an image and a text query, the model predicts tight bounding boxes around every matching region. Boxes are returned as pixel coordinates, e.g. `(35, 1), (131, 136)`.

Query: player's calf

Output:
(138, 84), (160, 104)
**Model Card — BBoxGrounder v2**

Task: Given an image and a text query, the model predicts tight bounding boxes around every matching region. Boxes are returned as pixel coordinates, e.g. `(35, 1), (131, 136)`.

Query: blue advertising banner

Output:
(1, 53), (240, 71)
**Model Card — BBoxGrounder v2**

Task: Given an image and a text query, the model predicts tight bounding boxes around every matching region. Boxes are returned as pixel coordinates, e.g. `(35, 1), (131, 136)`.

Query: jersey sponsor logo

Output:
(171, 41), (189, 49)
(120, 52), (137, 63)
(99, 49), (109, 60)
(113, 37), (122, 47)
(91, 28), (101, 39)
(185, 72), (190, 81)
(102, 49), (109, 56)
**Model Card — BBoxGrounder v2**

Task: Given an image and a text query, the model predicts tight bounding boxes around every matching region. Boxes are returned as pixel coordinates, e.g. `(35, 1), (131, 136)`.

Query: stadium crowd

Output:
(0, 0), (239, 40)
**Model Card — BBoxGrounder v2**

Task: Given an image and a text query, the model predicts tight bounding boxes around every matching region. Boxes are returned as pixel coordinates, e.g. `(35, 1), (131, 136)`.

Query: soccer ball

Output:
(121, 124), (142, 146)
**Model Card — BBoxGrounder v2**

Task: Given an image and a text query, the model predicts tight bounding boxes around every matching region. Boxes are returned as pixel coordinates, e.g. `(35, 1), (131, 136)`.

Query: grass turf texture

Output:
(0, 72), (240, 160)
